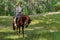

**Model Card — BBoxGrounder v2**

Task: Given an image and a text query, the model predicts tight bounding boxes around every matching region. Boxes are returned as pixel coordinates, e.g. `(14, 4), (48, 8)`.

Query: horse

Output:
(12, 15), (31, 37)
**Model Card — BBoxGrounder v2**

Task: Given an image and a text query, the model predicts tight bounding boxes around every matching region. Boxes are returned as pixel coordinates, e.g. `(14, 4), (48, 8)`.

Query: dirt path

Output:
(29, 12), (60, 17)
(43, 12), (60, 16)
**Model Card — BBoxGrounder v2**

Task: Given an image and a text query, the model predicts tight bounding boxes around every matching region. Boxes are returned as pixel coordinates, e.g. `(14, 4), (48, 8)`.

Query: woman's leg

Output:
(14, 17), (17, 27)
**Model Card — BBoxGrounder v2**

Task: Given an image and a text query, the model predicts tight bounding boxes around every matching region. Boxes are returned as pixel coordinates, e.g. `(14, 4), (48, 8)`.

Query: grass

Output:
(0, 14), (60, 40)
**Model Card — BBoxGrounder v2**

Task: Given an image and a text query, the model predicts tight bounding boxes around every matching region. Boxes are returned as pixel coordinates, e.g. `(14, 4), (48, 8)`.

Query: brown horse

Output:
(13, 15), (31, 37)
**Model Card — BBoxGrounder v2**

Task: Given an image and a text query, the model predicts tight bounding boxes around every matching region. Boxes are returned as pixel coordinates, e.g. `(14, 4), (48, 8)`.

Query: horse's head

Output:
(25, 18), (31, 28)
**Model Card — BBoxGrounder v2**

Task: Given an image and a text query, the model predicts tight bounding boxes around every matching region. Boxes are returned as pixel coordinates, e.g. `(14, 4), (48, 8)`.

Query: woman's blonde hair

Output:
(16, 2), (22, 6)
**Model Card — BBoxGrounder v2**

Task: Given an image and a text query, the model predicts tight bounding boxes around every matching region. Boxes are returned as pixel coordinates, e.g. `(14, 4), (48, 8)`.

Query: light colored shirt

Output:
(18, 5), (22, 12)
(15, 6), (22, 18)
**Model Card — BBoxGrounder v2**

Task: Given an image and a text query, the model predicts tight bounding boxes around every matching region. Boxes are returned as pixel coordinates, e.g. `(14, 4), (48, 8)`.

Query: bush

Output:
(54, 2), (60, 11)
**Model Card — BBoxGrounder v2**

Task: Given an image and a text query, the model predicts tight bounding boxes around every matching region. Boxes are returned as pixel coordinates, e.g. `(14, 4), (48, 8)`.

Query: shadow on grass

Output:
(0, 17), (12, 27)
(0, 14), (60, 40)
(30, 21), (60, 31)
(0, 28), (59, 40)
(0, 23), (60, 40)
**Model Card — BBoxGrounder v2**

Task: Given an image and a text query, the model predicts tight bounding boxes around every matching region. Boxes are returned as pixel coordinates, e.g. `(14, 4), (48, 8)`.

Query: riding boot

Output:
(16, 18), (18, 23)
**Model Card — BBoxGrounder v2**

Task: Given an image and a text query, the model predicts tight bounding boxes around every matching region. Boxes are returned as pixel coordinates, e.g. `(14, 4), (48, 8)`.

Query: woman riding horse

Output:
(14, 2), (22, 27)
(13, 2), (31, 37)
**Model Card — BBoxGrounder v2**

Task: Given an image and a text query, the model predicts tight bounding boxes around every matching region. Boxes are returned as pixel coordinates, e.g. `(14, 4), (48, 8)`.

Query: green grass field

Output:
(0, 14), (60, 40)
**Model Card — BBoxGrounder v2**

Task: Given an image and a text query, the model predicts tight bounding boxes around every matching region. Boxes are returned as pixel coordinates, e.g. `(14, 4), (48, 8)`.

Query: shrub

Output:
(54, 2), (60, 11)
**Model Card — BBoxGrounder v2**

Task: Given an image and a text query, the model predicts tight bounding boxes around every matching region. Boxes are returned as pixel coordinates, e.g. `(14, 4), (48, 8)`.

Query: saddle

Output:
(16, 14), (24, 24)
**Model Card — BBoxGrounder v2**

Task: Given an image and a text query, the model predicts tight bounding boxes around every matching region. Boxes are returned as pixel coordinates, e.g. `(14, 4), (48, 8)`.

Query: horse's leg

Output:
(13, 23), (15, 30)
(17, 25), (20, 36)
(18, 26), (20, 36)
(19, 26), (20, 35)
(22, 26), (24, 38)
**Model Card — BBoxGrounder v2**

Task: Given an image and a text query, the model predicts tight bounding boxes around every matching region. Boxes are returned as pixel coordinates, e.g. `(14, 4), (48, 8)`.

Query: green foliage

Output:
(54, 2), (60, 11)
(0, 0), (60, 16)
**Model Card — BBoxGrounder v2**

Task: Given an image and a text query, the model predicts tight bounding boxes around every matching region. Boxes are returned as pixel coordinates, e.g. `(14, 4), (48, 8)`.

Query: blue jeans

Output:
(15, 12), (21, 23)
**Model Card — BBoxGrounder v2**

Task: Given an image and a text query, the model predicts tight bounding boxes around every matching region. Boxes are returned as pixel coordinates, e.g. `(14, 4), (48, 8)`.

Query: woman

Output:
(14, 2), (22, 26)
